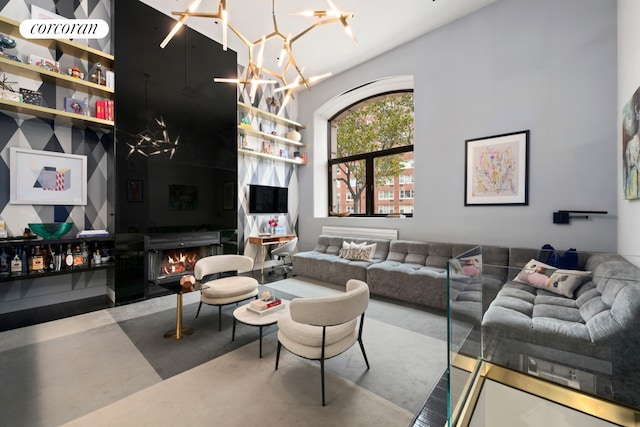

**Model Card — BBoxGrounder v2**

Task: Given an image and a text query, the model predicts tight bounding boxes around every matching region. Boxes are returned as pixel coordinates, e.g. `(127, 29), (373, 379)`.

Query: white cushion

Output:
(201, 276), (258, 298)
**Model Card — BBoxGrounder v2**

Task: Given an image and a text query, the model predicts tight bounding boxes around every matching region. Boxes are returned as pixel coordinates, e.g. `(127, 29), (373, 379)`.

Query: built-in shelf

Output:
(0, 98), (114, 128)
(0, 56), (114, 96)
(0, 262), (115, 283)
(238, 125), (306, 148)
(237, 102), (305, 130)
(238, 148), (306, 164)
(0, 15), (114, 67)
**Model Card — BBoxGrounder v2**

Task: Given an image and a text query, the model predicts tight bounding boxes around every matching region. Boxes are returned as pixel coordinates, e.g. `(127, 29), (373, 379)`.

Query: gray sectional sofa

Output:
(481, 247), (640, 408)
(292, 235), (509, 310)
(292, 234), (640, 408)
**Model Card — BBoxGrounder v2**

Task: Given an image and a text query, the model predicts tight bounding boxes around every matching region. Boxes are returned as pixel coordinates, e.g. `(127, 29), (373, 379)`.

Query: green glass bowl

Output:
(28, 223), (74, 240)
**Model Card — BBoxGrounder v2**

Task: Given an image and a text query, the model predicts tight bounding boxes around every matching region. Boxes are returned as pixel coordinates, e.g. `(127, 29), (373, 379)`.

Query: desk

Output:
(248, 234), (296, 275)
(160, 282), (208, 340)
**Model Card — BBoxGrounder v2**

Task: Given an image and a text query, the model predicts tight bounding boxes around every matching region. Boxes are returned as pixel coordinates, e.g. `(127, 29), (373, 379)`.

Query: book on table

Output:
(247, 299), (284, 316)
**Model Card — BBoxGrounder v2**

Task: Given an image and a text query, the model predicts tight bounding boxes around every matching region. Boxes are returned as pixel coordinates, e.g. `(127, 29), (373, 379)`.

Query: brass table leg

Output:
(164, 293), (194, 339)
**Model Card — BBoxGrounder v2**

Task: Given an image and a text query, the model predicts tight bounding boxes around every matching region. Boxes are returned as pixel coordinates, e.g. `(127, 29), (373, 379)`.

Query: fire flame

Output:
(162, 250), (198, 275)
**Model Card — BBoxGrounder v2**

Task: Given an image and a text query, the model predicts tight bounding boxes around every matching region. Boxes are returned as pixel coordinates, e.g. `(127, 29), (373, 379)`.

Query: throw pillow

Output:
(343, 243), (377, 261)
(339, 241), (365, 258)
(449, 255), (482, 277)
(513, 259), (591, 298)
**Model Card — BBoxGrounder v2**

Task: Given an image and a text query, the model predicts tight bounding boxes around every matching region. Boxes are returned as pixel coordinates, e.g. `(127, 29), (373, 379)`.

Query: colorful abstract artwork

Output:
(465, 130), (529, 206)
(9, 148), (87, 205)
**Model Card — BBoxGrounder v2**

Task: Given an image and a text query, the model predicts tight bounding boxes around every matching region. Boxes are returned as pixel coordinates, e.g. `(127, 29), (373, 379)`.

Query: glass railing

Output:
(447, 246), (640, 425)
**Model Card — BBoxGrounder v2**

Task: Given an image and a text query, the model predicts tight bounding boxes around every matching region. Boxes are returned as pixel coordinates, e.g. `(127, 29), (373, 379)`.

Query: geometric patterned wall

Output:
(236, 78), (301, 257)
(0, 1), (112, 238)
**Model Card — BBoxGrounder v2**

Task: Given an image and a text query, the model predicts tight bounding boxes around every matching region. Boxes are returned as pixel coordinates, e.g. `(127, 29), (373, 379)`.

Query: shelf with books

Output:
(237, 125), (306, 148)
(0, 97), (114, 129)
(0, 56), (114, 97)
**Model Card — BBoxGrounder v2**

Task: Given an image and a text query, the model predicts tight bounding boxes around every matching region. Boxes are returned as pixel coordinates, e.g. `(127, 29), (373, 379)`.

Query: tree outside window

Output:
(329, 92), (414, 216)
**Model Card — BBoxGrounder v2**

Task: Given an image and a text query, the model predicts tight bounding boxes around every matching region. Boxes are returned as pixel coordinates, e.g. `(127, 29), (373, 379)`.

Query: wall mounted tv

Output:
(249, 184), (288, 214)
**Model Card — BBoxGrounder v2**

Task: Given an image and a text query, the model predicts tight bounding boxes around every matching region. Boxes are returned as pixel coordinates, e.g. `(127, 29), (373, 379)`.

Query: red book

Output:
(106, 100), (114, 121)
(266, 299), (282, 308)
(95, 100), (105, 119)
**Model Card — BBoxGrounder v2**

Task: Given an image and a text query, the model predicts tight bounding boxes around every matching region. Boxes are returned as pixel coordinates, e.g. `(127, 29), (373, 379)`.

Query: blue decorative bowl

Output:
(28, 223), (73, 240)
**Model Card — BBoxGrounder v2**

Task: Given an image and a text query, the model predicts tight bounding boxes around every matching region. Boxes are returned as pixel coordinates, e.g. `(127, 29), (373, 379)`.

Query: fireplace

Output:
(144, 232), (222, 292)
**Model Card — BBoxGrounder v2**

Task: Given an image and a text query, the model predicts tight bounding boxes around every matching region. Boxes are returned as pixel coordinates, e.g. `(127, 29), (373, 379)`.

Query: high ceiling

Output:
(143, 0), (497, 87)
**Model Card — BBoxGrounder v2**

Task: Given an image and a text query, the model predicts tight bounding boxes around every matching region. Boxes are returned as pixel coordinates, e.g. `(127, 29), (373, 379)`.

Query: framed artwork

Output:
(64, 97), (87, 115)
(10, 147), (87, 205)
(169, 184), (198, 210)
(622, 85), (640, 200)
(223, 181), (235, 210)
(127, 180), (143, 202)
(464, 130), (529, 206)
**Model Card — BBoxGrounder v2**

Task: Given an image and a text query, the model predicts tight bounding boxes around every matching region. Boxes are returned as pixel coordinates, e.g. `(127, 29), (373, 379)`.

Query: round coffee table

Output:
(232, 299), (290, 358)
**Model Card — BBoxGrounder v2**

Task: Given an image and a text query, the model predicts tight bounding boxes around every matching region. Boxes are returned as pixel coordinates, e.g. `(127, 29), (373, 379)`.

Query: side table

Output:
(232, 299), (290, 357)
(163, 282), (208, 340)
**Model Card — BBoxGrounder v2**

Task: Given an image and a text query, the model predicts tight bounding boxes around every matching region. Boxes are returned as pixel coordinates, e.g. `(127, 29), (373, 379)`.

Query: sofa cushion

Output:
(343, 243), (377, 261)
(513, 259), (591, 298)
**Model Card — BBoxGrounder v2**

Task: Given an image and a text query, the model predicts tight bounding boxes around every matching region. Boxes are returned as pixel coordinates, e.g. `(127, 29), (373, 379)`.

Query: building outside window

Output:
(329, 92), (414, 217)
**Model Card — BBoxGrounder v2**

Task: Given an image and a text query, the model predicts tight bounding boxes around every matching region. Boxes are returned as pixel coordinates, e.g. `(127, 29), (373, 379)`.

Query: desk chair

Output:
(270, 237), (298, 277)
(194, 254), (259, 331)
(275, 279), (370, 405)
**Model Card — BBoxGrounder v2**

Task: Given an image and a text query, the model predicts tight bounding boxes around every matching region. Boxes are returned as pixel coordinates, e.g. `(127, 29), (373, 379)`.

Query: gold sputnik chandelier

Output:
(160, 0), (357, 109)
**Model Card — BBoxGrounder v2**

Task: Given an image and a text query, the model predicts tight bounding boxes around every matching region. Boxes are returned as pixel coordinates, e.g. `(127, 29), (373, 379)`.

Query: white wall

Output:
(618, 0), (640, 266)
(295, 0), (618, 254)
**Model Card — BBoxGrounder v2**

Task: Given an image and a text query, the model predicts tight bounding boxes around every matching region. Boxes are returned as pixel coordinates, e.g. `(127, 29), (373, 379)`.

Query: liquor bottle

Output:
(21, 246), (27, 275)
(11, 247), (22, 276)
(73, 245), (83, 268)
(46, 245), (54, 272)
(0, 248), (9, 277)
(81, 243), (89, 267)
(65, 244), (74, 269)
(31, 245), (44, 272)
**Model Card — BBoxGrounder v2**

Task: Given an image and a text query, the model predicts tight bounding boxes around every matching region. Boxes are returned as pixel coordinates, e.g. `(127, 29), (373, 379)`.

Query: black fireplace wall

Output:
(114, 0), (238, 234)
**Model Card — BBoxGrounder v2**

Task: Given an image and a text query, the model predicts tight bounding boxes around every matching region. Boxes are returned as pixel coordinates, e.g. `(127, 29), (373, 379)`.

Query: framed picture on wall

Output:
(127, 180), (143, 202)
(464, 130), (529, 206)
(9, 147), (87, 205)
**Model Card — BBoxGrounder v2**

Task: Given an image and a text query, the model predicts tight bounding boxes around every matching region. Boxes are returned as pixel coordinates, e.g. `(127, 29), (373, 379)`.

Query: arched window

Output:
(328, 91), (414, 217)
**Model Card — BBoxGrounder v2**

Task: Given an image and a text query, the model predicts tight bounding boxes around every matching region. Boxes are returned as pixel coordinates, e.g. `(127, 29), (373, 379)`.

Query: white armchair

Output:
(194, 254), (259, 331)
(275, 279), (370, 405)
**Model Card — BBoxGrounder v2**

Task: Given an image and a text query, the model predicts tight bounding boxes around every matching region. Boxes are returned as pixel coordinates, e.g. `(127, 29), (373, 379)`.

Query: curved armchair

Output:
(194, 254), (259, 331)
(275, 279), (370, 405)
(271, 237), (298, 277)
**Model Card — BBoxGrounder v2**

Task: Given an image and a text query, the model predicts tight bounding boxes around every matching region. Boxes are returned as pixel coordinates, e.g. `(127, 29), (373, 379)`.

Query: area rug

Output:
(63, 338), (415, 427)
(115, 277), (448, 412)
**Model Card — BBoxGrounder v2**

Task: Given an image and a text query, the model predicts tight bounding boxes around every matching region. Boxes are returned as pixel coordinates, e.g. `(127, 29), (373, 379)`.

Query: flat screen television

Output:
(249, 184), (288, 214)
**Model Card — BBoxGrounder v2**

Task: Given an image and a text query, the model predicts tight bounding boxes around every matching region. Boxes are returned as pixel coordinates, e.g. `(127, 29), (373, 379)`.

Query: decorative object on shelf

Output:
(28, 222), (73, 240)
(64, 97), (87, 115)
(10, 147), (88, 206)
(162, 0), (357, 106)
(0, 33), (16, 49)
(28, 53), (59, 73)
(19, 88), (42, 106)
(261, 141), (274, 155)
(267, 97), (280, 114)
(286, 130), (301, 142)
(0, 73), (16, 92)
(464, 130), (529, 206)
(240, 116), (252, 129)
(67, 67), (84, 79)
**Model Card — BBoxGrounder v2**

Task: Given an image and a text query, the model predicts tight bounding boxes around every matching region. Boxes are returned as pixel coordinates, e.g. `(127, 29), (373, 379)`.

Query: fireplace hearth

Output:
(144, 232), (222, 293)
